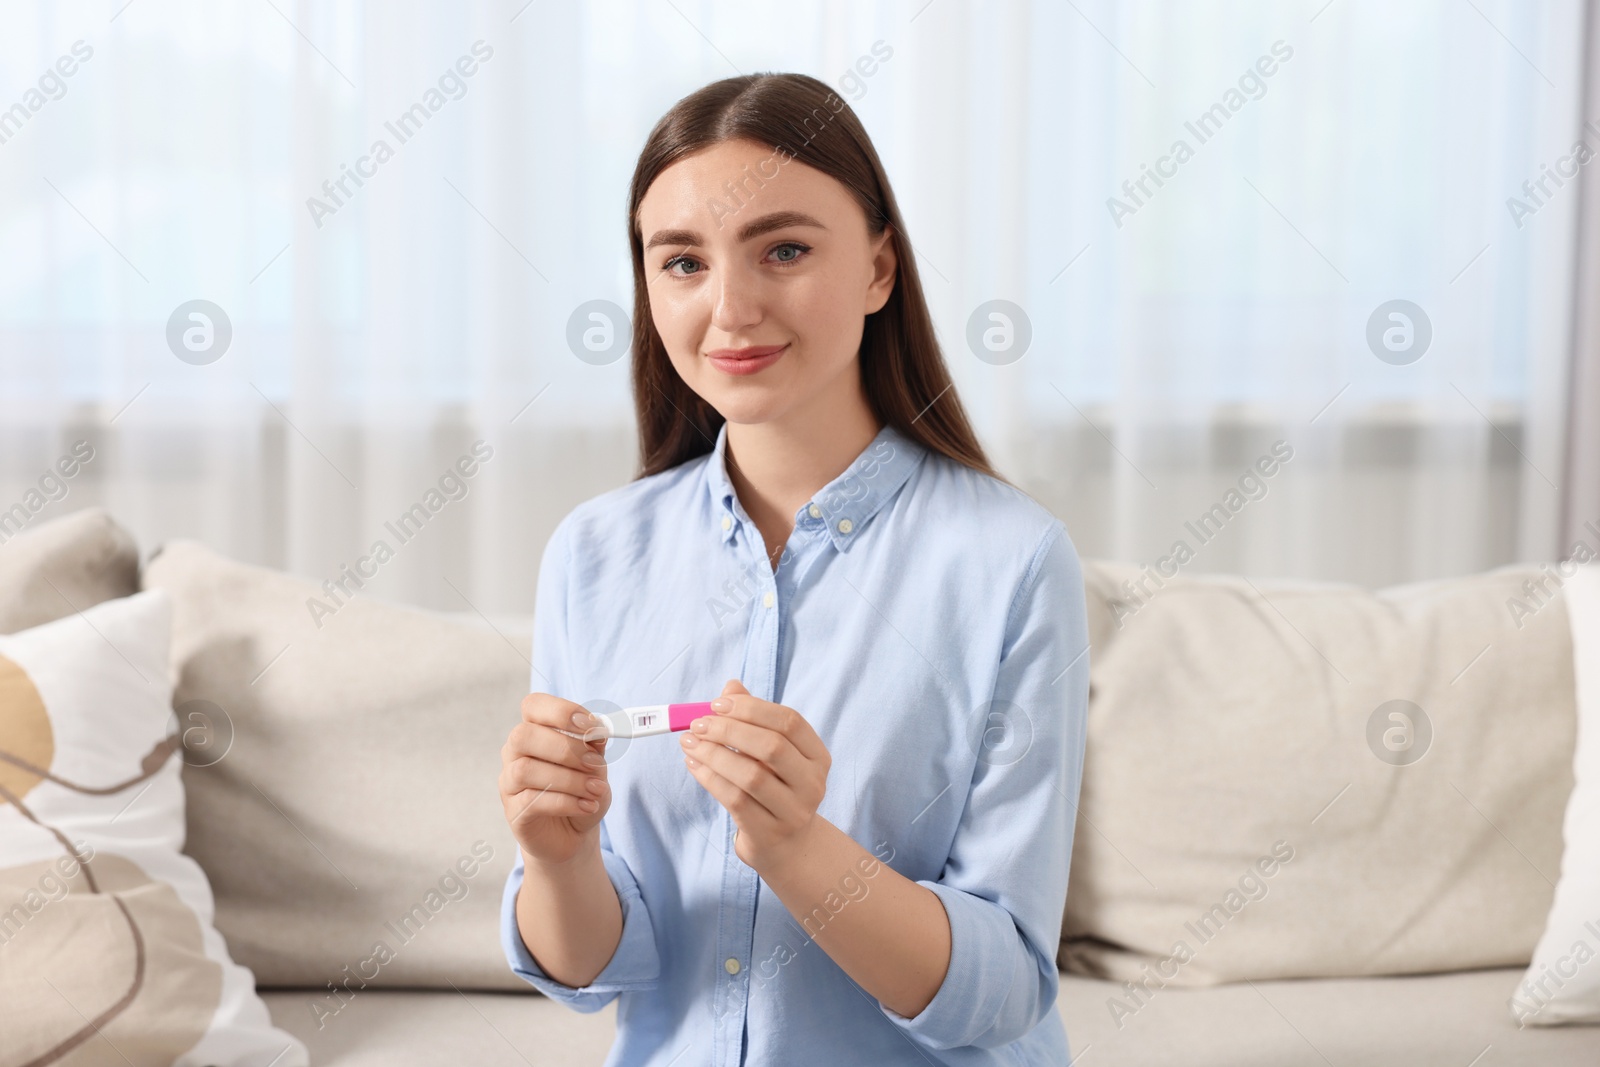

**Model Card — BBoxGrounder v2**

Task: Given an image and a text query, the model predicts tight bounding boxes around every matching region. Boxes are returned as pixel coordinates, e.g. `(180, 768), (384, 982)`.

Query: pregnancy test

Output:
(594, 702), (717, 739)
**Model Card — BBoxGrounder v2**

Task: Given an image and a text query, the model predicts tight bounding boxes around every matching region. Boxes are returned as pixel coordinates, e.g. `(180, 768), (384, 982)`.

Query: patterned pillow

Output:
(0, 588), (306, 1066)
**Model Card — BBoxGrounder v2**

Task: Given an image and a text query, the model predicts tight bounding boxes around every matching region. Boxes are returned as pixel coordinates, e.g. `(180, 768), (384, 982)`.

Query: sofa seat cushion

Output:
(262, 968), (1600, 1067)
(262, 987), (615, 1067)
(1059, 967), (1600, 1066)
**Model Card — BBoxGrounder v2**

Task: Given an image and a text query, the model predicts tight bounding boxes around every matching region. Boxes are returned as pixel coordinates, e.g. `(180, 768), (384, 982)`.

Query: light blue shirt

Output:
(501, 420), (1090, 1066)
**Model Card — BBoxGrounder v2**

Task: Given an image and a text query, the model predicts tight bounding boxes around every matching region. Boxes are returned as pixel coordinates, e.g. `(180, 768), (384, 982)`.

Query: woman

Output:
(497, 72), (1089, 1066)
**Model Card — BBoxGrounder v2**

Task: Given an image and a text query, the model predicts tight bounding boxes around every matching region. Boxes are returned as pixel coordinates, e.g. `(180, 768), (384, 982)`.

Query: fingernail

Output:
(578, 798), (598, 811)
(681, 733), (698, 746)
(572, 710), (595, 728)
(711, 698), (730, 712)
(691, 718), (708, 733)
(587, 777), (606, 794)
(581, 750), (606, 766)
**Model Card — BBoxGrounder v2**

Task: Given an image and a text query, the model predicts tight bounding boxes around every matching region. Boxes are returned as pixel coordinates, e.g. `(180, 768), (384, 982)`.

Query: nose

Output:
(709, 258), (763, 335)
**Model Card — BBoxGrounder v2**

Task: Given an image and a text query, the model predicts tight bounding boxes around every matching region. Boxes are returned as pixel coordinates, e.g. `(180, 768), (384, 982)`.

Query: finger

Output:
(505, 721), (608, 772)
(687, 715), (808, 789)
(683, 739), (804, 824)
(712, 694), (829, 762)
(519, 694), (608, 747)
(684, 750), (787, 831)
(520, 692), (591, 731)
(506, 784), (599, 826)
(550, 705), (611, 744)
(552, 725), (609, 745)
(500, 755), (607, 803)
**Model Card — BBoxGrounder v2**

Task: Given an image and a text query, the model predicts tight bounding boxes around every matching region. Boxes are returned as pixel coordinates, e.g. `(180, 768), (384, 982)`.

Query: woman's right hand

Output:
(500, 694), (611, 866)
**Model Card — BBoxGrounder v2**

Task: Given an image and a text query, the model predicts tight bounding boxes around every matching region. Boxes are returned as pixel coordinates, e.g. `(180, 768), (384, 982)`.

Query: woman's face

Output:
(637, 137), (896, 427)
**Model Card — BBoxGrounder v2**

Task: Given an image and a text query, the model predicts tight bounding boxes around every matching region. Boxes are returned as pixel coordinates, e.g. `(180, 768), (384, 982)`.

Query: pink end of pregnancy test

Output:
(595, 702), (716, 739)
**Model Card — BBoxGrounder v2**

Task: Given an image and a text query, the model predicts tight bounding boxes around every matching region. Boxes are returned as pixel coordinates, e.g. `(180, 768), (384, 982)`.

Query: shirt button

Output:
(762, 591), (775, 609)
(837, 518), (854, 534)
(724, 957), (742, 975)
(808, 504), (822, 519)
(722, 515), (732, 531)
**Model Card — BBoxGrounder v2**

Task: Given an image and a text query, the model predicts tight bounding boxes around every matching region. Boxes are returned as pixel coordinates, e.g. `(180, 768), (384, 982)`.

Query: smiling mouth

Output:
(705, 343), (788, 376)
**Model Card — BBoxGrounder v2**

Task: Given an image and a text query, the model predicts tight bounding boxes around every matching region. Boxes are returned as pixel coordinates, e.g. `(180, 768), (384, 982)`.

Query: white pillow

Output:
(0, 588), (308, 1066)
(1513, 562), (1600, 1026)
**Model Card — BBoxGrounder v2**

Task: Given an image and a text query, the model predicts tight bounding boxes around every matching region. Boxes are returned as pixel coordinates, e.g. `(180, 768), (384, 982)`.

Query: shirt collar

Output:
(705, 421), (927, 553)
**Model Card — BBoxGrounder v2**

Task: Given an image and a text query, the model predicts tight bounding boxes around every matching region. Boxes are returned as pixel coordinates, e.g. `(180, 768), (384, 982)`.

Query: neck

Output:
(723, 366), (881, 561)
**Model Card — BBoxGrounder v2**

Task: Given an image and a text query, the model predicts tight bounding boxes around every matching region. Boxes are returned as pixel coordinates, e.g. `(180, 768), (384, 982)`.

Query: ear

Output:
(864, 225), (897, 315)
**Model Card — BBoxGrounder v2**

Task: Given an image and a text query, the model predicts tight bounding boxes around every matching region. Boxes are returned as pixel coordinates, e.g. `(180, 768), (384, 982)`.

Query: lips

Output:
(706, 343), (788, 376)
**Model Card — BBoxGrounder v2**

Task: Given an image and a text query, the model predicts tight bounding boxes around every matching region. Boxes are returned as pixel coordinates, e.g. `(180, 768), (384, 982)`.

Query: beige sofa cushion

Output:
(253, 967), (1600, 1067)
(1056, 967), (1600, 1066)
(142, 540), (533, 993)
(0, 507), (140, 634)
(1061, 561), (1576, 985)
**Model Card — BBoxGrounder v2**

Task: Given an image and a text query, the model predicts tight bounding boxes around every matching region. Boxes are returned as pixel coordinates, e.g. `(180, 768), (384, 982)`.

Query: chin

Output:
(713, 396), (787, 425)
(704, 388), (794, 427)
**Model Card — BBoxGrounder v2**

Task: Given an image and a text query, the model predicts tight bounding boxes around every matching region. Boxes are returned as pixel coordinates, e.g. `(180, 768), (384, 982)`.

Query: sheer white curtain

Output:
(0, 0), (1585, 614)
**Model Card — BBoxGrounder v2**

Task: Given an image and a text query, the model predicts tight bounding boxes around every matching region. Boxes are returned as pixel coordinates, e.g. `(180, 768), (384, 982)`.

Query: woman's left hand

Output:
(681, 678), (831, 871)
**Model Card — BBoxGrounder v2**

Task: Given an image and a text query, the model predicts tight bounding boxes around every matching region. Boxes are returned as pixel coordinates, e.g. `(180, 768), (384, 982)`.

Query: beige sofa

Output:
(6, 507), (1598, 1065)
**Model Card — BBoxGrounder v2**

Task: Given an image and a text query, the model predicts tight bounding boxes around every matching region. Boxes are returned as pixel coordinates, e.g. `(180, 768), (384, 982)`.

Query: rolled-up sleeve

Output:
(500, 823), (663, 1010)
(499, 511), (664, 1010)
(877, 521), (1090, 1050)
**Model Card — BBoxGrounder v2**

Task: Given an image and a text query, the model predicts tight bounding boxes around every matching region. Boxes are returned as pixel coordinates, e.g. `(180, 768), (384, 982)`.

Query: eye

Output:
(662, 254), (702, 278)
(768, 241), (811, 267)
(660, 241), (811, 279)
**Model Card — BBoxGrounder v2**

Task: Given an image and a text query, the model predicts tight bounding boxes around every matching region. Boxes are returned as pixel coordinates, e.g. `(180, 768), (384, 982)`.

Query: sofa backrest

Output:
(0, 507), (140, 634)
(1065, 560), (1575, 984)
(10, 508), (1579, 992)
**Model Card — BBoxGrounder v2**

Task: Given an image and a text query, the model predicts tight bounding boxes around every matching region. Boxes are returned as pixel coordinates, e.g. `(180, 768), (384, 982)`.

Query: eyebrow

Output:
(644, 210), (827, 252)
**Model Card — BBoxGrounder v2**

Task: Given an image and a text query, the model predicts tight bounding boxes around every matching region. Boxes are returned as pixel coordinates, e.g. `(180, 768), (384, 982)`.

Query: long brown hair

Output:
(626, 72), (1003, 483)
